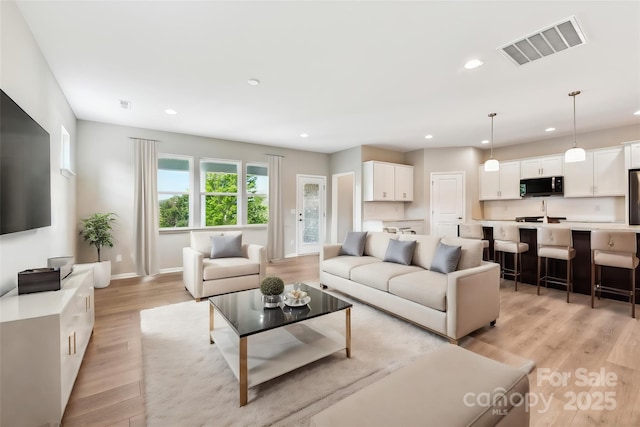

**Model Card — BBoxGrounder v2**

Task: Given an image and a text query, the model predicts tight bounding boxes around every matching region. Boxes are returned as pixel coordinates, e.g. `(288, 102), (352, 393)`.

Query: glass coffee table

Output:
(208, 283), (352, 406)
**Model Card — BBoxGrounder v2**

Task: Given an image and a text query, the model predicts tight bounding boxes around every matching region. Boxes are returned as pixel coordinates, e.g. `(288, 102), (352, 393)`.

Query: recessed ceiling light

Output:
(481, 139), (489, 144)
(545, 127), (556, 132)
(634, 110), (640, 116)
(424, 134), (433, 139)
(464, 59), (484, 70)
(164, 109), (177, 115)
(248, 78), (260, 86)
(300, 133), (309, 138)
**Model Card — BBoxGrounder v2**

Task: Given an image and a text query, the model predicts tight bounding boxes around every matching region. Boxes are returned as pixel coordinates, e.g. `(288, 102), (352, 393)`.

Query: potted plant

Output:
(80, 213), (116, 288)
(260, 276), (285, 308)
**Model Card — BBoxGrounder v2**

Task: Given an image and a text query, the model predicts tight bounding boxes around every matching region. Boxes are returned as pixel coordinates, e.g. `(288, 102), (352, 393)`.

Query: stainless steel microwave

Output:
(519, 176), (563, 197)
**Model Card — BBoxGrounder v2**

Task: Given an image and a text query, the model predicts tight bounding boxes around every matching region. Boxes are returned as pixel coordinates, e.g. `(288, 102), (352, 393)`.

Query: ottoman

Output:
(310, 344), (530, 427)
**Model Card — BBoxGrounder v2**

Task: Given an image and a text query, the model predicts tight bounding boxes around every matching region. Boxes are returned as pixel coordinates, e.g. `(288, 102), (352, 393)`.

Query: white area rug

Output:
(141, 296), (446, 427)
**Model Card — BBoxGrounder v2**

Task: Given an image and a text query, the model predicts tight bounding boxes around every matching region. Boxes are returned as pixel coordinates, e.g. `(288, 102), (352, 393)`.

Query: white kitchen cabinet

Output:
(520, 156), (563, 179)
(629, 142), (640, 169)
(363, 161), (414, 201)
(1, 268), (94, 427)
(564, 147), (624, 197)
(479, 161), (521, 200)
(394, 164), (414, 201)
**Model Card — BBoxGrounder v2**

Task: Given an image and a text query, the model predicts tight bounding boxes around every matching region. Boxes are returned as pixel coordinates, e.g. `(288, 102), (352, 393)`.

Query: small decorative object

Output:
(285, 288), (311, 307)
(79, 212), (116, 288)
(260, 276), (285, 308)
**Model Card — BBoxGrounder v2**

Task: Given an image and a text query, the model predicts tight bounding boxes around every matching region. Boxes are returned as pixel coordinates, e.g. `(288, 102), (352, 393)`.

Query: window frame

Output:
(157, 154), (194, 229)
(245, 162), (269, 225)
(199, 158), (242, 227)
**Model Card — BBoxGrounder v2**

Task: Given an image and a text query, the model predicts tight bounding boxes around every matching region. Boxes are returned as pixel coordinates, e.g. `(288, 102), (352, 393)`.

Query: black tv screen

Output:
(0, 89), (51, 235)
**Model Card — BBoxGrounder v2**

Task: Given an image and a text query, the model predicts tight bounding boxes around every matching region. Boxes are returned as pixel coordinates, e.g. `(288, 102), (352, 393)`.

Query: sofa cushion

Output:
(383, 239), (416, 265)
(364, 232), (399, 260)
(388, 270), (448, 312)
(202, 257), (260, 280)
(441, 236), (484, 270)
(191, 230), (242, 257)
(340, 231), (368, 256)
(350, 262), (422, 292)
(210, 233), (243, 259)
(399, 234), (441, 270)
(429, 243), (461, 274)
(322, 256), (380, 279)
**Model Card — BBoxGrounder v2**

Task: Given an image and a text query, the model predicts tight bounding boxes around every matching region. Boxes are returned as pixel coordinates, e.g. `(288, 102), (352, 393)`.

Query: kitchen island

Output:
(474, 220), (640, 301)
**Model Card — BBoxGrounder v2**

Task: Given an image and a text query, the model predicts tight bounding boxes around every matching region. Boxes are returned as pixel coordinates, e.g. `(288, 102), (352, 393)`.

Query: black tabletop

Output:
(209, 283), (351, 338)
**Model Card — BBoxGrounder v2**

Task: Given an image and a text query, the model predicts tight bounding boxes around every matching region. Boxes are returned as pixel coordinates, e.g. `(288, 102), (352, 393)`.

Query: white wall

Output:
(0, 1), (78, 295)
(330, 146), (363, 231)
(76, 120), (330, 275)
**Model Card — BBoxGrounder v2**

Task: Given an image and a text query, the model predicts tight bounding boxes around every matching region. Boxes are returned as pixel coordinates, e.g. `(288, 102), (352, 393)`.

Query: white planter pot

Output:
(93, 261), (112, 288)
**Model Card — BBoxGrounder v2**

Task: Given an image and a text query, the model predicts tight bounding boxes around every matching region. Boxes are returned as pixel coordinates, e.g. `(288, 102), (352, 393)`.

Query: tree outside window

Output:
(201, 160), (239, 226)
(247, 164), (268, 225)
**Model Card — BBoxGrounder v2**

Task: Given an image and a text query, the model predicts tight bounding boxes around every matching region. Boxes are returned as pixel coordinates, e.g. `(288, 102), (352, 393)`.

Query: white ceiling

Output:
(16, 1), (640, 154)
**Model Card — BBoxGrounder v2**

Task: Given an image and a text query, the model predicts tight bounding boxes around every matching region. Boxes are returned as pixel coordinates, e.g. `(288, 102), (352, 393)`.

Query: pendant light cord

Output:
(569, 91), (580, 149)
(489, 113), (497, 158)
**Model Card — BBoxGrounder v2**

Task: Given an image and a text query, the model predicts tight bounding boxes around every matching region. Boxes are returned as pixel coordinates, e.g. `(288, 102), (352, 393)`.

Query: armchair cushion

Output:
(210, 233), (243, 259)
(203, 257), (261, 281)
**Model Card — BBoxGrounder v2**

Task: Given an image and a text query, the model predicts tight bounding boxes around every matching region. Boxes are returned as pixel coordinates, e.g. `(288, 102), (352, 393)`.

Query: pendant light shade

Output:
(564, 91), (586, 163)
(484, 113), (499, 172)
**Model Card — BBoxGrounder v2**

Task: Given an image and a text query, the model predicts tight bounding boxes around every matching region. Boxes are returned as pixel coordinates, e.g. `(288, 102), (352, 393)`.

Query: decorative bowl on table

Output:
(284, 289), (310, 307)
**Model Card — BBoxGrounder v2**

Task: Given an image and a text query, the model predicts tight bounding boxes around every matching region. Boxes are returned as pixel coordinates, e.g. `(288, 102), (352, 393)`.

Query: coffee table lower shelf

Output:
(210, 310), (350, 406)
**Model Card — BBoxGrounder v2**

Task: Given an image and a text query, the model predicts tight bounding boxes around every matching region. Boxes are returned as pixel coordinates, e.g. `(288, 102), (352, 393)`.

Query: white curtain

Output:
(133, 138), (159, 276)
(267, 154), (284, 261)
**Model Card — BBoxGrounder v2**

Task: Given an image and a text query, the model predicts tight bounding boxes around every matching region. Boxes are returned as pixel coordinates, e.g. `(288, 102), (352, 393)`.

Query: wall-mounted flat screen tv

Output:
(1, 89), (51, 235)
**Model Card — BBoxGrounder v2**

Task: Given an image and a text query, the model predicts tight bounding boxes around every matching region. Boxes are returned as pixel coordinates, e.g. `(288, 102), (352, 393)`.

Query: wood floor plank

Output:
(62, 255), (640, 426)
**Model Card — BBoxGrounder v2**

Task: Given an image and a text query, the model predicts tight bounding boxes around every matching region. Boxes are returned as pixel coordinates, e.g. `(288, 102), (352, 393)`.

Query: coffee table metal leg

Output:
(346, 307), (351, 358)
(209, 303), (215, 344)
(239, 337), (248, 406)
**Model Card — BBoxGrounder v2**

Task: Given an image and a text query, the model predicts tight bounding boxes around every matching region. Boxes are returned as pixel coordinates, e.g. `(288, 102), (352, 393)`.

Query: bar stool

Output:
(537, 227), (576, 303)
(493, 225), (529, 291)
(459, 224), (490, 261)
(591, 230), (638, 318)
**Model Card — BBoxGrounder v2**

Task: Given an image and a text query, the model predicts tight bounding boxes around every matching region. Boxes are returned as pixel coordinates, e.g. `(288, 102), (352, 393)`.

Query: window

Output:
(158, 156), (192, 228)
(201, 159), (239, 226)
(246, 163), (269, 224)
(60, 125), (75, 177)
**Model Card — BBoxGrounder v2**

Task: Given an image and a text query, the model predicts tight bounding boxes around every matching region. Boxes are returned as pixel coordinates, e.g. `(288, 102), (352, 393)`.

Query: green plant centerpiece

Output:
(260, 276), (284, 308)
(79, 213), (116, 288)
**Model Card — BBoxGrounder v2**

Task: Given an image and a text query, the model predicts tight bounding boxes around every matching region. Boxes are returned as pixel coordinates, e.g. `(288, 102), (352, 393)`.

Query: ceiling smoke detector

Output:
(119, 99), (131, 110)
(498, 16), (587, 66)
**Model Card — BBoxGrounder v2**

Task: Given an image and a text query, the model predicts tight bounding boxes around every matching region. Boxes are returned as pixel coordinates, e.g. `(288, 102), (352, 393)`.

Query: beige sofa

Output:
(182, 231), (266, 300)
(321, 232), (500, 343)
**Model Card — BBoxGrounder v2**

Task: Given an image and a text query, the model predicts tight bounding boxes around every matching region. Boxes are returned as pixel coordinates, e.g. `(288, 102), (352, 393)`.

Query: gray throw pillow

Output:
(383, 239), (416, 265)
(340, 231), (368, 256)
(430, 242), (462, 274)
(210, 234), (243, 259)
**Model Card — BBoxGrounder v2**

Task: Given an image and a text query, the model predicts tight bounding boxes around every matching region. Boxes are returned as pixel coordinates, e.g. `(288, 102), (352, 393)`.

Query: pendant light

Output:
(484, 113), (499, 172)
(564, 90), (586, 163)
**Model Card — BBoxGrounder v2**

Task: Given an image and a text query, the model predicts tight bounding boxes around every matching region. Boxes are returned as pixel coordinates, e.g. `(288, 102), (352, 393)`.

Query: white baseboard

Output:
(160, 267), (183, 274)
(111, 272), (138, 280)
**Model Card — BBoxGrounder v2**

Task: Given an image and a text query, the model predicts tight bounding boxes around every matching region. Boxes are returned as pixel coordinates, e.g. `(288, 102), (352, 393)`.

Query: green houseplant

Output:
(260, 276), (284, 308)
(80, 213), (116, 288)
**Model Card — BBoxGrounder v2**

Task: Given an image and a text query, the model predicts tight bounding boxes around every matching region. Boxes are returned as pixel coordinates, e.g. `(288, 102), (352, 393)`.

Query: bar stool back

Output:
(591, 230), (638, 318)
(493, 225), (529, 291)
(459, 224), (490, 261)
(537, 227), (576, 302)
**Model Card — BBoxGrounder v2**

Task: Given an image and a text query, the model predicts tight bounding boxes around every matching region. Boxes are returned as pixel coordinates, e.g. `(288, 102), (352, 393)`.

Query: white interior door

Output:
(430, 172), (465, 237)
(297, 175), (326, 255)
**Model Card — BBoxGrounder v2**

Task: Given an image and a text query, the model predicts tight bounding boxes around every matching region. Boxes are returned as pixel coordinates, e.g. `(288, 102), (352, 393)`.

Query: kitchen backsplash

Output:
(482, 196), (625, 223)
(363, 201), (405, 220)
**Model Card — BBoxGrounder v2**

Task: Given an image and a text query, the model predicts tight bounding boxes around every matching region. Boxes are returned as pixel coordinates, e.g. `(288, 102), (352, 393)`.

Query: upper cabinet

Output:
(520, 156), (563, 179)
(563, 147), (624, 197)
(479, 161), (521, 200)
(627, 141), (640, 169)
(363, 161), (413, 202)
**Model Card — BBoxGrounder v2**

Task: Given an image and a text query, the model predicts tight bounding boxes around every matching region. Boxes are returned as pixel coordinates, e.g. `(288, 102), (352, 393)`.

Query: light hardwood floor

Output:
(62, 256), (639, 426)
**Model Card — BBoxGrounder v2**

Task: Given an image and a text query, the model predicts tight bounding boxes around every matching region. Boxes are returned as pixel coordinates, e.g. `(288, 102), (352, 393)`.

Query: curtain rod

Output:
(265, 153), (285, 158)
(129, 137), (161, 142)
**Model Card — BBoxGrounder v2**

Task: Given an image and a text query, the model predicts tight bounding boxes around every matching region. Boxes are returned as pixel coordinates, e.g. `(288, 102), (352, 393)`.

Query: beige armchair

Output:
(182, 231), (266, 301)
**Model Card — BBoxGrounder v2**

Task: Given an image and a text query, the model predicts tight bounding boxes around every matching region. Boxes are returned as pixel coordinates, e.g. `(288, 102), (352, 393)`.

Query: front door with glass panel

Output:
(297, 175), (325, 255)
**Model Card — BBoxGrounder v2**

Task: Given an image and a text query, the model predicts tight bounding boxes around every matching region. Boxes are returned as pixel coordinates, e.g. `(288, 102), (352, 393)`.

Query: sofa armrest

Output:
(321, 244), (342, 263)
(446, 262), (500, 340)
(183, 247), (204, 299)
(245, 244), (266, 282)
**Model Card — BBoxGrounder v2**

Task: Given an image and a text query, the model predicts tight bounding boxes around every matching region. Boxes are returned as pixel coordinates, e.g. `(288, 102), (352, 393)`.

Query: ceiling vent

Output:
(498, 16), (587, 66)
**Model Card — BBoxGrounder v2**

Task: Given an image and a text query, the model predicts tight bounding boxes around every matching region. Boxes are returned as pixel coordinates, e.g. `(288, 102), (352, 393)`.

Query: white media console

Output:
(0, 265), (95, 427)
